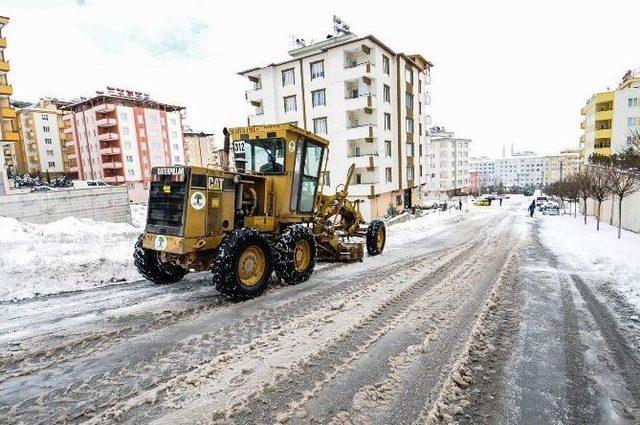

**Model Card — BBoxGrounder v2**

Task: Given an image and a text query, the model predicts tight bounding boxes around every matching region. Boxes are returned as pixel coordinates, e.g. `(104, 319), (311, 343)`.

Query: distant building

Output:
(579, 68), (640, 159)
(468, 170), (479, 195)
(16, 99), (79, 177)
(424, 126), (470, 196)
(238, 31), (433, 219)
(64, 87), (186, 190)
(183, 129), (215, 167)
(544, 149), (581, 184)
(0, 16), (22, 177)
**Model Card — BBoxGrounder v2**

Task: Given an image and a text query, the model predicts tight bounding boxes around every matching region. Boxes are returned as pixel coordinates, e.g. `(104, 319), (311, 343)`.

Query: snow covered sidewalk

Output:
(539, 214), (640, 310)
(0, 205), (146, 302)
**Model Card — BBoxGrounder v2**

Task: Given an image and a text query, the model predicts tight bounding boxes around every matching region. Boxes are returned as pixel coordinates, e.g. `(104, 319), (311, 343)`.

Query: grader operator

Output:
(134, 124), (386, 299)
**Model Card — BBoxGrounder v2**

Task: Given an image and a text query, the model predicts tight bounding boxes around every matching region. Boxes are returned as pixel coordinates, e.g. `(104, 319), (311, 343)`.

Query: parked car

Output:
(542, 202), (560, 215)
(30, 186), (55, 193)
(473, 198), (491, 206)
(72, 180), (110, 189)
(535, 196), (548, 210)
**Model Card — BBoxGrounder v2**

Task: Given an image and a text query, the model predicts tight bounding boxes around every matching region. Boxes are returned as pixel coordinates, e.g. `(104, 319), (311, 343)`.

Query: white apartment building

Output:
(469, 156), (495, 188)
(17, 100), (78, 177)
(424, 126), (470, 196)
(66, 88), (186, 189)
(239, 33), (433, 219)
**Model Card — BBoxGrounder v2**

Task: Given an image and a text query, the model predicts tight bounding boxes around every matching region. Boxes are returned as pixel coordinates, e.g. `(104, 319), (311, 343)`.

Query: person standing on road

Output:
(528, 200), (535, 217)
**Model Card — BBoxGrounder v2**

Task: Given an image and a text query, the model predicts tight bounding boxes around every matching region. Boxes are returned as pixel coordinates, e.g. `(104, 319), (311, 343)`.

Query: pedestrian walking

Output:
(528, 200), (535, 217)
(499, 197), (503, 206)
(458, 199), (462, 210)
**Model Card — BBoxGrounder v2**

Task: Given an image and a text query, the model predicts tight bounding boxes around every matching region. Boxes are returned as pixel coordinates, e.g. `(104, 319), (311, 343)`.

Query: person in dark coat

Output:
(528, 200), (535, 217)
(458, 199), (462, 210)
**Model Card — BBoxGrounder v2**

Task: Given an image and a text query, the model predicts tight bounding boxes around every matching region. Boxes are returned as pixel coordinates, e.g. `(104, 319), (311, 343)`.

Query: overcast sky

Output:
(2, 0), (638, 158)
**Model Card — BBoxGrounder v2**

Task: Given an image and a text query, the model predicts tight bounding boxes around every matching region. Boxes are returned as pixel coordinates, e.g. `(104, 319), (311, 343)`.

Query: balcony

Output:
(102, 161), (123, 169)
(63, 126), (74, 134)
(246, 89), (262, 104)
(580, 120), (586, 129)
(100, 146), (121, 155)
(97, 132), (119, 141)
(1, 107), (15, 118)
(349, 181), (379, 197)
(424, 92), (431, 105)
(347, 153), (378, 170)
(67, 153), (77, 160)
(594, 129), (611, 139)
(344, 94), (373, 113)
(104, 176), (125, 184)
(424, 114), (432, 125)
(3, 131), (19, 141)
(595, 147), (611, 156)
(346, 123), (375, 141)
(343, 61), (375, 82)
(96, 118), (117, 128)
(0, 60), (9, 72)
(95, 104), (116, 114)
(580, 106), (587, 115)
(69, 166), (79, 173)
(595, 110), (613, 121)
(0, 84), (13, 95)
(0, 38), (6, 48)
(65, 140), (75, 148)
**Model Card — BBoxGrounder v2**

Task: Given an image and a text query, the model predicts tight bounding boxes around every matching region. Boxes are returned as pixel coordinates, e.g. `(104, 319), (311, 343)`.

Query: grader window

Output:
(291, 139), (325, 213)
(244, 138), (285, 174)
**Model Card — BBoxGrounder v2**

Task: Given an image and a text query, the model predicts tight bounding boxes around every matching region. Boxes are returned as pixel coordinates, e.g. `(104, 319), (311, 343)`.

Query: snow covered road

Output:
(1, 199), (639, 424)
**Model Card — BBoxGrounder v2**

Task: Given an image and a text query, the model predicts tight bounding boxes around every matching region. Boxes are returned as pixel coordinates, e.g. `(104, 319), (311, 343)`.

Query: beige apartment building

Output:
(239, 32), (433, 219)
(183, 129), (215, 166)
(17, 99), (79, 177)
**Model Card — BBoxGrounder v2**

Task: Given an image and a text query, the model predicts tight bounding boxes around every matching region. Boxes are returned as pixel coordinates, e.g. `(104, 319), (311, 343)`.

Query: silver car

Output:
(542, 202), (560, 215)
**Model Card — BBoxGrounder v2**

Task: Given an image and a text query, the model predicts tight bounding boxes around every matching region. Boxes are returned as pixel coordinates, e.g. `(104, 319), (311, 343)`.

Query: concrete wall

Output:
(0, 186), (131, 224)
(584, 190), (640, 234)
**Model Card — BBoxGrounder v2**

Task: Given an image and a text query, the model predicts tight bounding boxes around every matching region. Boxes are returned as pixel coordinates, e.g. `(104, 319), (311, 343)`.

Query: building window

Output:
(406, 118), (414, 133)
(46, 149), (54, 156)
(44, 138), (52, 144)
(281, 68), (295, 86)
(173, 143), (179, 150)
(122, 126), (130, 135)
(628, 97), (638, 107)
(382, 55), (390, 75)
(405, 67), (414, 84)
(171, 130), (178, 138)
(284, 95), (297, 112)
(139, 128), (145, 137)
(41, 114), (49, 121)
(355, 174), (362, 184)
(385, 140), (392, 157)
(407, 166), (414, 179)
(47, 161), (55, 168)
(396, 195), (402, 206)
(310, 61), (325, 79)
(43, 126), (50, 132)
(137, 115), (144, 124)
(384, 113), (391, 131)
(383, 85), (391, 103)
(405, 92), (413, 108)
(126, 155), (133, 162)
(313, 117), (327, 134)
(419, 123), (422, 136)
(120, 112), (128, 120)
(419, 102), (422, 114)
(406, 143), (414, 156)
(311, 89), (326, 107)
(385, 167), (392, 182)
(628, 117), (637, 127)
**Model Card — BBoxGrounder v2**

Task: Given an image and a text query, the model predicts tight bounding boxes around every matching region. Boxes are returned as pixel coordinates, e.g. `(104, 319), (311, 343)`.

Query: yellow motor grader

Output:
(134, 123), (386, 299)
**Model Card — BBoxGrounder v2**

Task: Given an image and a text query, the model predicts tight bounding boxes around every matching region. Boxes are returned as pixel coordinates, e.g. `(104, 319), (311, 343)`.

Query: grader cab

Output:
(134, 123), (386, 299)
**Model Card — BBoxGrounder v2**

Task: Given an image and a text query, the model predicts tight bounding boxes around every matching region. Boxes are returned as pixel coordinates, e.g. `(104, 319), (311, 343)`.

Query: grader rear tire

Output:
(274, 225), (317, 285)
(133, 236), (187, 284)
(366, 219), (386, 256)
(212, 228), (274, 300)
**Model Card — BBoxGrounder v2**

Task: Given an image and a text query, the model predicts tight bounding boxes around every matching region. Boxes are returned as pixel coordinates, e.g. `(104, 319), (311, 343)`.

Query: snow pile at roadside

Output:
(387, 209), (468, 246)
(540, 215), (640, 309)
(0, 213), (143, 302)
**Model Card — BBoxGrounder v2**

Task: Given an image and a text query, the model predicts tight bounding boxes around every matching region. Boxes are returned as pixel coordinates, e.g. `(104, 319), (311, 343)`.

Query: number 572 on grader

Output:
(134, 124), (386, 300)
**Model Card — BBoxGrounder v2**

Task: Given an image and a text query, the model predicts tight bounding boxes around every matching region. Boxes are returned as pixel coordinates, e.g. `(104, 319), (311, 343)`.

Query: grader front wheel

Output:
(133, 236), (187, 284)
(366, 219), (386, 256)
(275, 225), (317, 285)
(213, 228), (274, 300)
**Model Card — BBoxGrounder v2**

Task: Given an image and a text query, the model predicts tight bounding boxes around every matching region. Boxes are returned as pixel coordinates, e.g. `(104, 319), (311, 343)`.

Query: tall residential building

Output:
(579, 68), (640, 159)
(424, 126), (470, 195)
(65, 87), (186, 189)
(0, 16), (22, 175)
(544, 149), (581, 183)
(17, 99), (79, 177)
(238, 33), (433, 219)
(183, 129), (215, 167)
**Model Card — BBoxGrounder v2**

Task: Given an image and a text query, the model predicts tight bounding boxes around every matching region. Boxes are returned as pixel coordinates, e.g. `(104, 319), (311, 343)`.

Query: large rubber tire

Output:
(212, 228), (274, 300)
(366, 219), (386, 256)
(133, 235), (187, 284)
(274, 225), (317, 285)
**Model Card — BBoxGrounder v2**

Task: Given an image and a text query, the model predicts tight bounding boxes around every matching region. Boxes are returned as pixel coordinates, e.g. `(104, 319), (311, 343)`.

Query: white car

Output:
(542, 202), (560, 215)
(72, 180), (110, 189)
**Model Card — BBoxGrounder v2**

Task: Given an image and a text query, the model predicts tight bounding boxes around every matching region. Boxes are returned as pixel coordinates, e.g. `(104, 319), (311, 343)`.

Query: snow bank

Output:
(386, 209), (467, 246)
(0, 209), (144, 302)
(540, 215), (640, 310)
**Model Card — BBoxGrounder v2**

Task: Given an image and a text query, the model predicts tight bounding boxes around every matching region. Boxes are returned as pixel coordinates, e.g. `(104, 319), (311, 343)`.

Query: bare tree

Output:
(587, 166), (610, 231)
(563, 174), (580, 218)
(575, 170), (592, 225)
(606, 166), (640, 239)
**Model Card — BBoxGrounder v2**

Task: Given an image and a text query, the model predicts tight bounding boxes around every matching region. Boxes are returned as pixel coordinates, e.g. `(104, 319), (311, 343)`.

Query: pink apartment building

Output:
(65, 88), (187, 190)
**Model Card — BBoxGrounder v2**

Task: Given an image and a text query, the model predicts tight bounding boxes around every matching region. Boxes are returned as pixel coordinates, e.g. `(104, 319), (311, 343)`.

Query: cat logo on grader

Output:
(134, 123), (386, 300)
